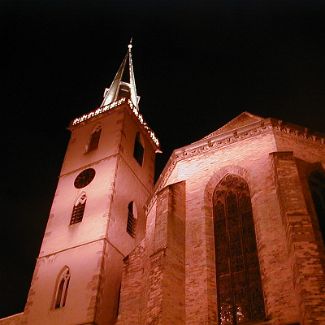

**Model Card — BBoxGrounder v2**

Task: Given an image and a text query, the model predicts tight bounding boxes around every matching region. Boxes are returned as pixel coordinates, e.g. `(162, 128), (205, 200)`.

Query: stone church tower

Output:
(0, 45), (325, 325)
(19, 43), (160, 325)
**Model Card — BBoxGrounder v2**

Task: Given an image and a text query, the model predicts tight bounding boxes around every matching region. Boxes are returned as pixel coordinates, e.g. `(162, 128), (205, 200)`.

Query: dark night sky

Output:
(1, 0), (325, 318)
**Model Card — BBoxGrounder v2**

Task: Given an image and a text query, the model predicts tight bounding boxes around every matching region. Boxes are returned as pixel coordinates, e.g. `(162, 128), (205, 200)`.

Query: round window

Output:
(74, 168), (96, 188)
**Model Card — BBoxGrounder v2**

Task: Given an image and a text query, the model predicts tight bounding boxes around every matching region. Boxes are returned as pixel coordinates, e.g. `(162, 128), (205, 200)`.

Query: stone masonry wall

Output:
(271, 151), (325, 325)
(145, 181), (186, 324)
(179, 131), (299, 324)
(117, 181), (186, 325)
(116, 243), (146, 325)
(117, 118), (325, 325)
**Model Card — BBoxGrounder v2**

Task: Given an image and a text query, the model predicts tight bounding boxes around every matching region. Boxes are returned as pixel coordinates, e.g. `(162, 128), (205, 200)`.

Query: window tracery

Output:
(54, 266), (70, 309)
(213, 174), (265, 324)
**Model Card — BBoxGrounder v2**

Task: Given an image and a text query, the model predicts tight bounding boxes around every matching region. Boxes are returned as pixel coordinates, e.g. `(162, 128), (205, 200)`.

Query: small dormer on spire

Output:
(101, 40), (140, 110)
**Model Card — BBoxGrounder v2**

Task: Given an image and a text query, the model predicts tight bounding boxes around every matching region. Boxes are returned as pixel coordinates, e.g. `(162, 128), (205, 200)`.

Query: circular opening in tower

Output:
(74, 168), (96, 188)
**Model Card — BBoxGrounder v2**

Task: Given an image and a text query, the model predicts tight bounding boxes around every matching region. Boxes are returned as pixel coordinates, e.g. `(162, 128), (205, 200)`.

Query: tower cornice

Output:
(69, 98), (160, 150)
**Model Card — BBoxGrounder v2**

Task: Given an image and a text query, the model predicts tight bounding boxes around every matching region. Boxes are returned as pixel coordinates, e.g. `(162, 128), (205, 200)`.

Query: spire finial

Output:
(100, 40), (139, 110)
(128, 38), (133, 49)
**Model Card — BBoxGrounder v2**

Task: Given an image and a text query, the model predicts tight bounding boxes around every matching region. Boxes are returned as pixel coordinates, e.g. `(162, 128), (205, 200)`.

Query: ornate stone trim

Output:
(69, 97), (160, 149)
(147, 118), (325, 213)
(149, 121), (271, 204)
(272, 119), (325, 144)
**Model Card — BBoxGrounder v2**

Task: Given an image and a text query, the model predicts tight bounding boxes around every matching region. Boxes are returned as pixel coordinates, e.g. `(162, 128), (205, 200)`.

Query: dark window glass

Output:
(214, 175), (265, 325)
(309, 170), (325, 245)
(127, 202), (136, 237)
(74, 168), (96, 189)
(54, 267), (70, 309)
(55, 278), (65, 309)
(87, 127), (101, 152)
(70, 193), (87, 225)
(133, 132), (144, 166)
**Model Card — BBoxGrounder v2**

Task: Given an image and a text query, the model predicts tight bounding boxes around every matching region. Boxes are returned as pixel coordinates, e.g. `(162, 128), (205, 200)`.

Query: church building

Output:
(1, 44), (325, 325)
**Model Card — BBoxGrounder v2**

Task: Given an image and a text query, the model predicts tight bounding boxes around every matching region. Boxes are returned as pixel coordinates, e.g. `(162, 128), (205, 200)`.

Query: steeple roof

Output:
(101, 40), (139, 110)
(70, 42), (160, 150)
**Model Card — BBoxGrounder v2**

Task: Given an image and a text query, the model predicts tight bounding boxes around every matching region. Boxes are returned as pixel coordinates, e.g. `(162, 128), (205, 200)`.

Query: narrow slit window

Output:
(115, 283), (121, 319)
(127, 201), (137, 237)
(70, 193), (87, 225)
(133, 132), (144, 166)
(54, 267), (70, 309)
(87, 126), (101, 152)
(308, 170), (325, 245)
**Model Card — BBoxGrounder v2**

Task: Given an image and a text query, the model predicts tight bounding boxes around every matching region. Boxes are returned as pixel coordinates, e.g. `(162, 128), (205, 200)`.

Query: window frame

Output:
(213, 174), (265, 325)
(133, 132), (144, 166)
(86, 125), (102, 153)
(308, 170), (325, 246)
(53, 266), (70, 309)
(70, 192), (87, 225)
(126, 201), (137, 237)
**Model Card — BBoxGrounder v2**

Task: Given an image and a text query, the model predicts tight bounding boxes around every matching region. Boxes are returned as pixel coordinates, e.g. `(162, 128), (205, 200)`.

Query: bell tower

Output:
(23, 43), (159, 325)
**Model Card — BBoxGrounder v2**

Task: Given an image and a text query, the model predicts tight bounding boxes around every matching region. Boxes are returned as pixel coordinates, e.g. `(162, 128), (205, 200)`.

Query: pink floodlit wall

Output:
(25, 241), (104, 324)
(20, 103), (157, 325)
(39, 156), (118, 255)
(163, 129), (300, 324)
(117, 117), (325, 324)
(3, 107), (325, 325)
(61, 107), (124, 175)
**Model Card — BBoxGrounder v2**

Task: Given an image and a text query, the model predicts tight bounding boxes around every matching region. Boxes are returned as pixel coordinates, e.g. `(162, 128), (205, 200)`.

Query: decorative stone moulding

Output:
(272, 119), (325, 144)
(70, 97), (160, 148)
(147, 118), (325, 213)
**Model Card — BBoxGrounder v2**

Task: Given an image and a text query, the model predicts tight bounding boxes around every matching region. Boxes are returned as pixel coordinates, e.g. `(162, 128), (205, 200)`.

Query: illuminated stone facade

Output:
(115, 112), (325, 325)
(1, 48), (325, 324)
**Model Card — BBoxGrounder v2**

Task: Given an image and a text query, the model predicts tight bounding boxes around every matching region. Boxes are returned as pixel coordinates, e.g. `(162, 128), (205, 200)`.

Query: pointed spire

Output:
(101, 40), (139, 110)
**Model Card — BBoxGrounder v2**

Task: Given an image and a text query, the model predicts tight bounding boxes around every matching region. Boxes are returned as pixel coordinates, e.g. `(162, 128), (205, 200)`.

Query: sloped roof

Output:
(101, 41), (139, 110)
(148, 110), (325, 212)
(203, 111), (264, 139)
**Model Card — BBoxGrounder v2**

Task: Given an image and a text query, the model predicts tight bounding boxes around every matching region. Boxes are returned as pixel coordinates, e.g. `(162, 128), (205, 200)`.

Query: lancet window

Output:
(87, 126), (101, 152)
(54, 266), (70, 309)
(213, 174), (265, 325)
(70, 192), (87, 225)
(308, 170), (325, 245)
(127, 201), (137, 237)
(133, 132), (144, 166)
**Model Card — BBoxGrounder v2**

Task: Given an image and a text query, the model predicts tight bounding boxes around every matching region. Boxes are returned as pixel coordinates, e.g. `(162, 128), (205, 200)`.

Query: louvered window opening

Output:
(127, 202), (136, 237)
(70, 202), (86, 225)
(214, 175), (265, 325)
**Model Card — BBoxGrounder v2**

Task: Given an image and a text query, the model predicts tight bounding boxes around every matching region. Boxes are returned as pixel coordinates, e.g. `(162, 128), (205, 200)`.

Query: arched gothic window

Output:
(126, 201), (137, 237)
(54, 266), (70, 309)
(213, 174), (265, 325)
(70, 192), (87, 225)
(87, 126), (101, 152)
(308, 170), (325, 245)
(133, 132), (144, 166)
